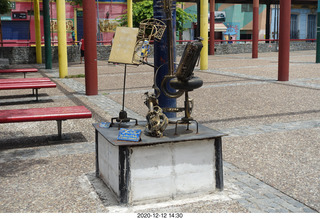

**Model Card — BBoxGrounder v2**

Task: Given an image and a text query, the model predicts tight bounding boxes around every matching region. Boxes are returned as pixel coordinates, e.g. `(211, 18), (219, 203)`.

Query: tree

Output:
(67, 0), (82, 7)
(118, 0), (195, 35)
(0, 0), (12, 46)
(68, 0), (195, 38)
(0, 0), (11, 14)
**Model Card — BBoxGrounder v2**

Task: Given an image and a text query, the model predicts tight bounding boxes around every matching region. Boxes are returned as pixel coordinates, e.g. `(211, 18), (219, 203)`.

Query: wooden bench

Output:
(0, 106), (92, 140)
(0, 78), (56, 101)
(0, 68), (39, 78)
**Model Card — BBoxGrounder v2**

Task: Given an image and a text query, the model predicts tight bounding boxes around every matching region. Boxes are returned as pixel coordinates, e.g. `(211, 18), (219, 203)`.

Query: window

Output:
(241, 4), (253, 12)
(2, 21), (30, 40)
(307, 14), (316, 39)
(290, 14), (299, 39)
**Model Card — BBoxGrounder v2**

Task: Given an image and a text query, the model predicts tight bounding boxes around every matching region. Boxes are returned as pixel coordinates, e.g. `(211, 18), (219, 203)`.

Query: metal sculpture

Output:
(137, 18), (167, 42)
(145, 0), (204, 135)
(144, 92), (168, 137)
(133, 18), (166, 63)
(108, 27), (140, 129)
(108, 0), (203, 136)
(161, 38), (204, 135)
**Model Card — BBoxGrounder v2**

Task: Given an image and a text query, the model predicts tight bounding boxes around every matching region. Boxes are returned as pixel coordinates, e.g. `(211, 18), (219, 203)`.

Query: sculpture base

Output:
(93, 121), (226, 205)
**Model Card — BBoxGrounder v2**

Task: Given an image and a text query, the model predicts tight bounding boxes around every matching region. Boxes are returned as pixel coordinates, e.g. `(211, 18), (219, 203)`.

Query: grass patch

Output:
(65, 74), (85, 78)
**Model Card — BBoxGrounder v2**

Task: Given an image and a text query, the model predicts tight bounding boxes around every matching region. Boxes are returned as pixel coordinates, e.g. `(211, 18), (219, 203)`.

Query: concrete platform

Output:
(94, 122), (225, 205)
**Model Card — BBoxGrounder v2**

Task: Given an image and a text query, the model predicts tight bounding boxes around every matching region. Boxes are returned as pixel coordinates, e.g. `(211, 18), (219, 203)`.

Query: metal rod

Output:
(122, 64), (127, 111)
(164, 0), (174, 76)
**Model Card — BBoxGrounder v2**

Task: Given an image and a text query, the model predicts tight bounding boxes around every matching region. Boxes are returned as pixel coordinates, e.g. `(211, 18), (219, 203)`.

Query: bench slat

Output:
(0, 106), (92, 123)
(0, 78), (51, 84)
(0, 68), (38, 73)
(0, 82), (56, 90)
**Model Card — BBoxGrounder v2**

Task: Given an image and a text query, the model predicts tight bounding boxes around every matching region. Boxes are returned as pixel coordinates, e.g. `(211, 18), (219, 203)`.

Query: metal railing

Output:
(0, 38), (317, 47)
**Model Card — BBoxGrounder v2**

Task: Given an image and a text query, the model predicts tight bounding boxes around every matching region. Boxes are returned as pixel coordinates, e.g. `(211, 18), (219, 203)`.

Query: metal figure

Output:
(144, 92), (168, 137)
(141, 40), (150, 62)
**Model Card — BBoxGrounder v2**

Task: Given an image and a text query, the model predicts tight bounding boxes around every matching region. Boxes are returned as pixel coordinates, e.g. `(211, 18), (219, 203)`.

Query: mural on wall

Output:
(223, 23), (239, 43)
(99, 19), (119, 32)
(50, 19), (74, 32)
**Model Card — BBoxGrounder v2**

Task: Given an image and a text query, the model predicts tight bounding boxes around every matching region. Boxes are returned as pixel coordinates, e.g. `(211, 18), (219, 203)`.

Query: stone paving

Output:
(0, 50), (319, 213)
(51, 58), (320, 213)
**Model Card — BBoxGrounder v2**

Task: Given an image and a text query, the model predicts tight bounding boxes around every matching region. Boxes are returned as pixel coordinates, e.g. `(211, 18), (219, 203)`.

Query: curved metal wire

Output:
(137, 18), (167, 42)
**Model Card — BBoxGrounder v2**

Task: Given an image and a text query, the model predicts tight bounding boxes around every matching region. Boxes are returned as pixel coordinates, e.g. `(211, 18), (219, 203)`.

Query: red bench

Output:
(0, 77), (51, 84)
(0, 78), (56, 101)
(0, 106), (92, 140)
(0, 68), (39, 78)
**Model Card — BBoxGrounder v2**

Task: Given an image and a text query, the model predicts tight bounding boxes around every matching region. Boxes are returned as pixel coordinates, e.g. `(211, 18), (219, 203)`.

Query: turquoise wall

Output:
(183, 3), (266, 41)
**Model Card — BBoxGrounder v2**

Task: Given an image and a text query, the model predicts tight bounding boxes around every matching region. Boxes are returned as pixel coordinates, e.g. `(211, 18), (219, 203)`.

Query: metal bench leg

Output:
(48, 120), (70, 142)
(32, 89), (39, 101)
(35, 89), (39, 101)
(57, 120), (62, 140)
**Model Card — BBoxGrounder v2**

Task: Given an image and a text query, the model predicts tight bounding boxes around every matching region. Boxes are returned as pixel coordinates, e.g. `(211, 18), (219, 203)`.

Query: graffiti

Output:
(50, 19), (74, 32)
(223, 23), (239, 42)
(99, 19), (119, 33)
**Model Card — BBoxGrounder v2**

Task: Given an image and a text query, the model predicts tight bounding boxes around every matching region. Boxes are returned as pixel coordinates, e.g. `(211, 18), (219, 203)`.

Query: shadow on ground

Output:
(0, 132), (88, 149)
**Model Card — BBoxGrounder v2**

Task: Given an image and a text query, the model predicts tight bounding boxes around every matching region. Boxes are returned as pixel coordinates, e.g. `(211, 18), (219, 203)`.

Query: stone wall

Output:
(0, 41), (316, 65)
(212, 41), (316, 55)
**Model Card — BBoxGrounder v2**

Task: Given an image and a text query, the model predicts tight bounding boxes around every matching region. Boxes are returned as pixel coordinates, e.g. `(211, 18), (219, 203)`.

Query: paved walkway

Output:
(0, 50), (319, 213)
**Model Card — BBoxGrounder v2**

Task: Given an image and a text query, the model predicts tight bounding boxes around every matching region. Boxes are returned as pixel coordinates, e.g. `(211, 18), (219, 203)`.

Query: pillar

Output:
(33, 0), (42, 64)
(209, 0), (215, 55)
(83, 0), (98, 95)
(278, 0), (291, 81)
(127, 0), (133, 27)
(196, 0), (200, 38)
(265, 2), (271, 43)
(252, 0), (259, 58)
(200, 0), (208, 70)
(43, 0), (52, 69)
(154, 0), (177, 118)
(316, 0), (320, 63)
(56, 0), (68, 78)
(74, 9), (78, 43)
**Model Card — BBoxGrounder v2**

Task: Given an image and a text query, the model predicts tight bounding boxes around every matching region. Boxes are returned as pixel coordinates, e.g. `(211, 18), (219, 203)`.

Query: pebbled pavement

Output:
(0, 51), (319, 213)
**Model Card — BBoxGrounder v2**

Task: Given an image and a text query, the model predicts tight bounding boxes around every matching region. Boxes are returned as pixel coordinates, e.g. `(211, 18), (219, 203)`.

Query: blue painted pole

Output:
(153, 0), (177, 118)
(43, 0), (52, 69)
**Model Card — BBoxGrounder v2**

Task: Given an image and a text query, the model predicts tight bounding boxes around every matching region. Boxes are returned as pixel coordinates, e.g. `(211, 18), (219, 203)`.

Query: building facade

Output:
(182, 2), (317, 43)
(1, 0), (127, 46)
(270, 4), (317, 40)
(1, 1), (317, 46)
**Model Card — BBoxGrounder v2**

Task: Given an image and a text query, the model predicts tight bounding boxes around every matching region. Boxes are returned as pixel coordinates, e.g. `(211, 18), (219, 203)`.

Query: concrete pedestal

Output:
(93, 121), (225, 205)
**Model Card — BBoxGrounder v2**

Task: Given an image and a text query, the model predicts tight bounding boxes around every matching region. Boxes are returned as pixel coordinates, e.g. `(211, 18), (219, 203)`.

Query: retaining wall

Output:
(0, 42), (316, 65)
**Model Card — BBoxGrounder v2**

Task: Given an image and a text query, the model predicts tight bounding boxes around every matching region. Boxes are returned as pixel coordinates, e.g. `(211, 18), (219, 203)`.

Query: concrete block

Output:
(94, 122), (225, 205)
